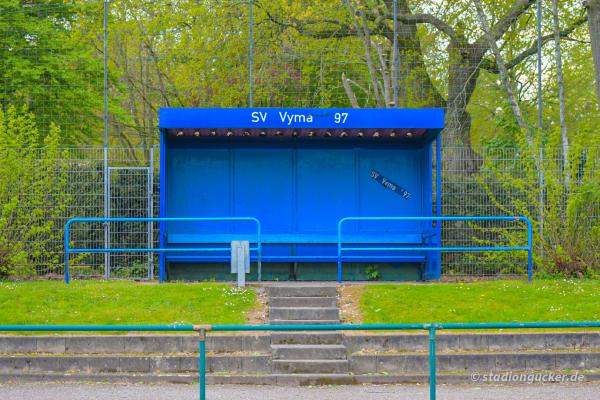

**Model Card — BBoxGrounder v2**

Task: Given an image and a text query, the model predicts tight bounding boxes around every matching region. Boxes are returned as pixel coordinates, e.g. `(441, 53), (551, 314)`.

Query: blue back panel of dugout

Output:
(165, 141), (429, 243)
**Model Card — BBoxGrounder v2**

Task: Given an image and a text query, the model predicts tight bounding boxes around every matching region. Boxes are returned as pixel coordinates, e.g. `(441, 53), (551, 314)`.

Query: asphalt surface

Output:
(0, 382), (599, 399)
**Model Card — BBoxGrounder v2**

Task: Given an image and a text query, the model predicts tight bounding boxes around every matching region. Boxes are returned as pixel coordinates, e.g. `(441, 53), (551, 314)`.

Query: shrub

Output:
(480, 132), (599, 277)
(0, 105), (70, 278)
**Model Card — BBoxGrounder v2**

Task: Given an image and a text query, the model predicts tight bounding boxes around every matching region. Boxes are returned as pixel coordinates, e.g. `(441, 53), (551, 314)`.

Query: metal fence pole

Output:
(196, 326), (210, 400)
(429, 325), (437, 400)
(248, 0), (254, 107)
(537, 0), (543, 130)
(103, 0), (110, 280)
(105, 164), (111, 279)
(392, 0), (399, 107)
(537, 0), (545, 263)
(527, 217), (533, 282)
(538, 147), (545, 262)
(64, 221), (71, 284)
(148, 147), (154, 280)
(435, 132), (442, 279)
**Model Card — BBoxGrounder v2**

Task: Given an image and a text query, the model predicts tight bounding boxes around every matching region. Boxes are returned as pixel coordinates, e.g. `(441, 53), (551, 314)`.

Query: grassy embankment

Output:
(353, 280), (600, 325)
(0, 281), (257, 331)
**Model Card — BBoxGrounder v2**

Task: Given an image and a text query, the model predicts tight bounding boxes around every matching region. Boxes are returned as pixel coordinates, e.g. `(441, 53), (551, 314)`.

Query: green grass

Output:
(0, 281), (257, 329)
(360, 280), (600, 324)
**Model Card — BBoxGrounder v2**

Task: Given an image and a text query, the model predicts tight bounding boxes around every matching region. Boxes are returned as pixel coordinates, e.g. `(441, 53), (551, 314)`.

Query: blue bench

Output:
(165, 232), (431, 263)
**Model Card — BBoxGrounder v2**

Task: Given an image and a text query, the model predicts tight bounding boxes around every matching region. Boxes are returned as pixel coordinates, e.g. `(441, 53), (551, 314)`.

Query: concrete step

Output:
(1, 332), (597, 355)
(0, 355), (271, 374)
(349, 351), (600, 374)
(5, 372), (600, 385)
(269, 307), (340, 321)
(270, 296), (337, 308)
(0, 335), (271, 355)
(0, 372), (272, 385)
(344, 332), (600, 353)
(273, 359), (349, 374)
(267, 286), (337, 298)
(271, 332), (343, 345)
(270, 319), (340, 325)
(272, 345), (347, 360)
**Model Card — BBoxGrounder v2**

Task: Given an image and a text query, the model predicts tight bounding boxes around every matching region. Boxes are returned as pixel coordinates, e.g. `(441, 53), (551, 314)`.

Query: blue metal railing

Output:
(337, 216), (533, 283)
(64, 217), (262, 284)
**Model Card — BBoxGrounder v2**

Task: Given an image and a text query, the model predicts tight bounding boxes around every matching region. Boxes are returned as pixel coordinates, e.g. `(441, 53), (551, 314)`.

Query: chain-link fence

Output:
(0, 146), (159, 279)
(1, 1), (598, 279)
(2, 144), (596, 280)
(440, 145), (599, 277)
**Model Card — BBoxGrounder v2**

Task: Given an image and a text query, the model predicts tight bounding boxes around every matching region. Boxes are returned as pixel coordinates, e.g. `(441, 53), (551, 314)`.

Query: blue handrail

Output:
(64, 217), (262, 284)
(337, 216), (533, 283)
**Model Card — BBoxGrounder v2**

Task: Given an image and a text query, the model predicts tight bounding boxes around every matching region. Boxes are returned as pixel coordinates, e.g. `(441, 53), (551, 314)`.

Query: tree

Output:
(263, 0), (587, 173)
(473, 0), (530, 140)
(0, 0), (105, 143)
(585, 0), (600, 111)
(106, 0), (257, 150)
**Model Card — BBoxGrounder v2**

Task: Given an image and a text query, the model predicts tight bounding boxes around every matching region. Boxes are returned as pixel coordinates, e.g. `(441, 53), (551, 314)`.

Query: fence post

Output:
(392, 0), (399, 106)
(64, 220), (71, 284)
(195, 325), (211, 400)
(527, 217), (533, 282)
(429, 325), (437, 400)
(248, 0), (254, 107)
(102, 0), (110, 281)
(148, 147), (155, 280)
(538, 147), (545, 264)
(337, 218), (344, 283)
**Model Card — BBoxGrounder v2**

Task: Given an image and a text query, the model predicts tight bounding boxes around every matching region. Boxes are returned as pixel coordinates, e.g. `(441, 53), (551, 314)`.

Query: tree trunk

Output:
(387, 1), (480, 174)
(586, 0), (600, 111)
(390, 0), (445, 108)
(443, 42), (483, 174)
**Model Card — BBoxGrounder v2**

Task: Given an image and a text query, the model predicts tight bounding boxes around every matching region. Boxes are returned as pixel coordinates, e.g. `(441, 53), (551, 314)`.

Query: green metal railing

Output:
(1, 322), (600, 400)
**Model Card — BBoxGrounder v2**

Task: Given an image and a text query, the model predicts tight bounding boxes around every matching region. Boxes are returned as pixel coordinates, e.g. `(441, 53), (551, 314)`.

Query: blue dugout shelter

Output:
(159, 108), (444, 282)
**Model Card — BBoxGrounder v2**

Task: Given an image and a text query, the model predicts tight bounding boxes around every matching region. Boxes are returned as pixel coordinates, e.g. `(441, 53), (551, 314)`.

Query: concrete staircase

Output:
(0, 332), (599, 385)
(268, 285), (349, 375)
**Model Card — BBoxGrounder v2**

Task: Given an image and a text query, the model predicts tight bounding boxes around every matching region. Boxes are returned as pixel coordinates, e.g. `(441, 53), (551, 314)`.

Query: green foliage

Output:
(360, 280), (600, 324)
(111, 260), (148, 278)
(0, 105), (70, 278)
(0, 1), (104, 143)
(365, 264), (382, 281)
(0, 281), (257, 328)
(479, 131), (599, 277)
(544, 163), (600, 277)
